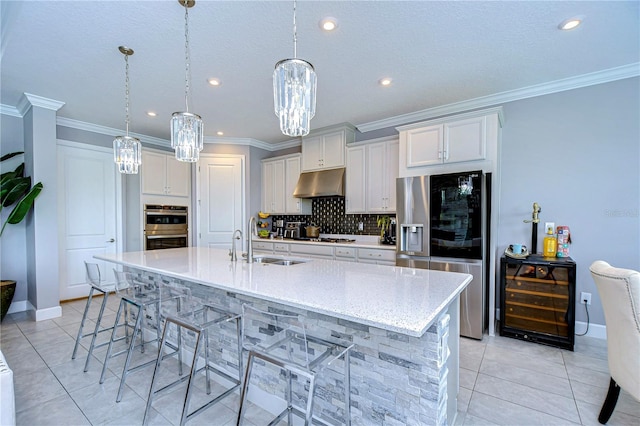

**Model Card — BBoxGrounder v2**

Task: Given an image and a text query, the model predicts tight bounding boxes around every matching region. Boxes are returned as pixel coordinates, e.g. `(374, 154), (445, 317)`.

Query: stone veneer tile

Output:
(130, 269), (451, 425)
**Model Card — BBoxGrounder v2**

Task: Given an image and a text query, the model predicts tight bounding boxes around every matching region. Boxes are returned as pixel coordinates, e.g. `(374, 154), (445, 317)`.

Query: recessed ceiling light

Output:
(558, 16), (583, 30)
(216, 131), (224, 136)
(379, 78), (393, 87)
(319, 17), (338, 31)
(208, 78), (221, 86)
(146, 111), (157, 117)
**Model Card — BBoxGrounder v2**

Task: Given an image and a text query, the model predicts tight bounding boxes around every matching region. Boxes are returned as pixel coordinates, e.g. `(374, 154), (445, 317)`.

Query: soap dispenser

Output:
(543, 222), (557, 258)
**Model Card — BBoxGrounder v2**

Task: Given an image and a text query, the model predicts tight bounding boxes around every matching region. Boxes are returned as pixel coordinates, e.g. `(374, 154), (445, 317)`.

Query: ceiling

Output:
(2, 1), (639, 146)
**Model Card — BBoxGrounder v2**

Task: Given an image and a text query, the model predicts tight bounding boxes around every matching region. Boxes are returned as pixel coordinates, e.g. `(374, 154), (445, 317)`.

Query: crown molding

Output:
(17, 93), (65, 115)
(356, 63), (640, 133)
(56, 117), (170, 148)
(0, 104), (21, 117)
(203, 136), (298, 151)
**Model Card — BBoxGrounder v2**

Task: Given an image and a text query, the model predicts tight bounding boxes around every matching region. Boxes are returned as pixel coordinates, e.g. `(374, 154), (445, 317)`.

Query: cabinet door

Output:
(301, 136), (323, 171)
(345, 145), (366, 213)
(405, 124), (443, 167)
(386, 140), (399, 212)
(262, 159), (285, 214)
(262, 160), (275, 213)
(366, 142), (386, 212)
(444, 116), (486, 163)
(272, 159), (286, 214)
(141, 151), (168, 195)
(322, 131), (345, 169)
(284, 156), (310, 214)
(166, 157), (191, 197)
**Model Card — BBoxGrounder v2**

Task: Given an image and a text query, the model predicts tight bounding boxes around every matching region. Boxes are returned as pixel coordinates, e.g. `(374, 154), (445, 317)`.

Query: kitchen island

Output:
(96, 247), (471, 425)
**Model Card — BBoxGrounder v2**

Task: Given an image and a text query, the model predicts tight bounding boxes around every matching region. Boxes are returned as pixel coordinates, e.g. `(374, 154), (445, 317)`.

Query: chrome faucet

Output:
(230, 229), (242, 261)
(246, 217), (257, 263)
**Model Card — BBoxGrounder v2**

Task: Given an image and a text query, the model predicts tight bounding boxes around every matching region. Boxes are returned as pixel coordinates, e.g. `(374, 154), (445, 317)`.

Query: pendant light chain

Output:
(183, 0), (191, 113)
(292, 0), (297, 58)
(124, 53), (131, 136)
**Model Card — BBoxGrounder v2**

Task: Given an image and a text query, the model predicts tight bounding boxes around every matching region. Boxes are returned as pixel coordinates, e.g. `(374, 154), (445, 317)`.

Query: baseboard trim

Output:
(33, 305), (62, 322)
(7, 300), (29, 315)
(576, 321), (606, 339)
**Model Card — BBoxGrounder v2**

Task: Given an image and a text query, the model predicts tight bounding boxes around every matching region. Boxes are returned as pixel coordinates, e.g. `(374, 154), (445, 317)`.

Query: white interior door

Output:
(58, 141), (120, 300)
(197, 155), (245, 250)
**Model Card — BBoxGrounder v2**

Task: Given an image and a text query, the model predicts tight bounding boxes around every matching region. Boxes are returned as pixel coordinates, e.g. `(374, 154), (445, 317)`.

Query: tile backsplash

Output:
(270, 196), (394, 236)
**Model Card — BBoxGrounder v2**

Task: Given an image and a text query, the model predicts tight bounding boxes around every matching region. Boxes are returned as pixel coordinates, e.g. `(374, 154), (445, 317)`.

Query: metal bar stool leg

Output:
(116, 301), (144, 402)
(237, 351), (257, 426)
(100, 296), (127, 384)
(83, 289), (109, 372)
(143, 320), (171, 426)
(344, 349), (351, 426)
(72, 287), (95, 360)
(180, 329), (203, 426)
(305, 375), (317, 426)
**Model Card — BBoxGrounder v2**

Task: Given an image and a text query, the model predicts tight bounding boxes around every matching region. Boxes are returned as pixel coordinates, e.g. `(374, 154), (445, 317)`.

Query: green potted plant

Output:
(1, 151), (43, 320)
(377, 215), (391, 243)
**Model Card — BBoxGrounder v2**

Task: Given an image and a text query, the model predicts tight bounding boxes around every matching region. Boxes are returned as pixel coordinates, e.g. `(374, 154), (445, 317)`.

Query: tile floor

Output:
(1, 298), (639, 426)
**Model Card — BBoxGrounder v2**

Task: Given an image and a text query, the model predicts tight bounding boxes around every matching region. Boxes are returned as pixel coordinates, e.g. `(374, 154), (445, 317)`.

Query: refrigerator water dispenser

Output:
(400, 224), (424, 252)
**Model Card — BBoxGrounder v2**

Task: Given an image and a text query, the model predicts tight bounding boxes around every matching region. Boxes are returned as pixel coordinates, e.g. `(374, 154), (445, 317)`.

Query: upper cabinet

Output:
(397, 107), (502, 177)
(262, 154), (311, 215)
(346, 137), (399, 214)
(141, 150), (191, 197)
(366, 139), (399, 213)
(301, 124), (356, 171)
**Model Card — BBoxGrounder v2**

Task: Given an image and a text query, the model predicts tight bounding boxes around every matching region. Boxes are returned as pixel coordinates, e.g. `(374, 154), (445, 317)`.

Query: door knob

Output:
(107, 238), (115, 243)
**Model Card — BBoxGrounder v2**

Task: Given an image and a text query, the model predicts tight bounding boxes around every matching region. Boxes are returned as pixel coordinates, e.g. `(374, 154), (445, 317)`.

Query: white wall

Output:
(0, 114), (28, 303)
(497, 77), (639, 326)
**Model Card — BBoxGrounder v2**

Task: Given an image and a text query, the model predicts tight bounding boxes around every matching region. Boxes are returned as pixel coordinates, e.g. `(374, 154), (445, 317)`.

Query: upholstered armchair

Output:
(589, 261), (640, 424)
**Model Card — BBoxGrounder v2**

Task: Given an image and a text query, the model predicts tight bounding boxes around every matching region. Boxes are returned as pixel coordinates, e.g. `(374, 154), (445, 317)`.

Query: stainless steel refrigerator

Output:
(396, 172), (488, 339)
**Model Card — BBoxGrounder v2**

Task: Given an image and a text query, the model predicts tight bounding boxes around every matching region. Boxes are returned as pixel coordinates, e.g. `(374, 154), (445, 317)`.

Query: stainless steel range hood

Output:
(293, 168), (345, 198)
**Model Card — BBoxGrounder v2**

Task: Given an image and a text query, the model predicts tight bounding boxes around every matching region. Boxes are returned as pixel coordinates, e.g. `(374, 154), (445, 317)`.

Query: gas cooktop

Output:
(291, 237), (356, 244)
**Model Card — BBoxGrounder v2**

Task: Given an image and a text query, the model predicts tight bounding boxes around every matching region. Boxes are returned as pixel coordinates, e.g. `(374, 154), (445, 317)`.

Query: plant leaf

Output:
(0, 182), (43, 237)
(0, 152), (24, 162)
(1, 176), (30, 207)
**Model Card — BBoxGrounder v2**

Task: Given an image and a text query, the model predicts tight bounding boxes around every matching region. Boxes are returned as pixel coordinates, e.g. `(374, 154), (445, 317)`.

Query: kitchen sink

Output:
(253, 256), (307, 266)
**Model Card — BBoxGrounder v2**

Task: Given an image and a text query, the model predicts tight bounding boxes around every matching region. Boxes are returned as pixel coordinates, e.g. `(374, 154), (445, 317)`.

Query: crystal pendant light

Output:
(113, 46), (142, 174)
(273, 0), (317, 137)
(171, 0), (203, 162)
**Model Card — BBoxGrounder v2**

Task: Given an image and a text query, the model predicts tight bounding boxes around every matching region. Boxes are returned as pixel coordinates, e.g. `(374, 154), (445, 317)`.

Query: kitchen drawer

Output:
(274, 243), (289, 253)
(334, 247), (356, 259)
(357, 248), (395, 262)
(253, 241), (274, 252)
(290, 244), (334, 257)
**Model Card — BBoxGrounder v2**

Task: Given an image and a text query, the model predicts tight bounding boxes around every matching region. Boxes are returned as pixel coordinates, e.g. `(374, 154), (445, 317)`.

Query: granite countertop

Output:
(95, 247), (471, 337)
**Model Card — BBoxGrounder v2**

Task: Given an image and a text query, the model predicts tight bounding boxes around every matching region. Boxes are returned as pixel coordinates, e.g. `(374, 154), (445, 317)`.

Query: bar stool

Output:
(143, 282), (243, 426)
(72, 261), (117, 372)
(237, 304), (354, 426)
(100, 270), (167, 402)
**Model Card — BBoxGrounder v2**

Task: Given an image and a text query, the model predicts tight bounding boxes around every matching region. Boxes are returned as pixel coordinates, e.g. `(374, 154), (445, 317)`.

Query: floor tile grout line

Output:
(12, 316), (95, 426)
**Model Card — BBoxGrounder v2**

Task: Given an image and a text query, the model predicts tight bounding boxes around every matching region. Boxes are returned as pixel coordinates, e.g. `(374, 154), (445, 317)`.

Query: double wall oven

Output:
(144, 204), (188, 250)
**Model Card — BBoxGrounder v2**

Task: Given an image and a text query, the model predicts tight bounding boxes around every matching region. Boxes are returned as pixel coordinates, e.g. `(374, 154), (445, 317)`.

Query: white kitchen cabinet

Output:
(262, 158), (285, 214)
(289, 244), (334, 260)
(334, 246), (356, 262)
(398, 109), (502, 174)
(262, 154), (311, 215)
(346, 137), (399, 214)
(301, 125), (355, 171)
(345, 145), (367, 213)
(357, 248), (396, 265)
(253, 240), (274, 254)
(403, 117), (485, 167)
(141, 150), (190, 197)
(366, 140), (399, 213)
(284, 156), (311, 214)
